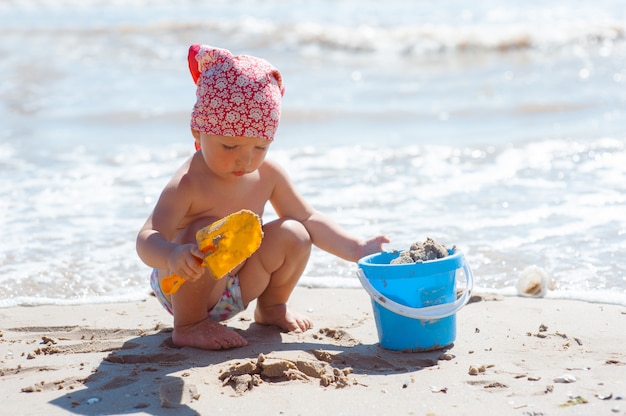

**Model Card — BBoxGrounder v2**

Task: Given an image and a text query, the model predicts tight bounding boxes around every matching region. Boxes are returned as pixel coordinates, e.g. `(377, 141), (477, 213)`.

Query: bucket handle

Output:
(357, 255), (474, 320)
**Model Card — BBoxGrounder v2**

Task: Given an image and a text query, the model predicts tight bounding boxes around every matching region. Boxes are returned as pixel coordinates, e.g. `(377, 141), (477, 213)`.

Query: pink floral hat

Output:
(188, 44), (284, 145)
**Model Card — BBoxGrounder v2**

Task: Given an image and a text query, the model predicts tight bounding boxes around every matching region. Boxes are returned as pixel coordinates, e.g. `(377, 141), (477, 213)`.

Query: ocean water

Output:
(1, 0), (625, 307)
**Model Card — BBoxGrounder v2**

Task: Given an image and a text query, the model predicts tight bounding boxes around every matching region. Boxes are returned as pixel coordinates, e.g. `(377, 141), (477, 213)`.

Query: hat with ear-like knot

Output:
(188, 44), (284, 142)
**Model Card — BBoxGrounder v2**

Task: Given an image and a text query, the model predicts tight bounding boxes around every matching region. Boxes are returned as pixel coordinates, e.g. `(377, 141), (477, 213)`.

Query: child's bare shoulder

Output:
(258, 158), (297, 196)
(259, 158), (288, 177)
(163, 155), (205, 193)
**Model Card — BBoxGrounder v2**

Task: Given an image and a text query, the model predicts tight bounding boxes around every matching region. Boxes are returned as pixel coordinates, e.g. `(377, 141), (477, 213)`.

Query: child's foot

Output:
(172, 316), (248, 350)
(254, 304), (313, 333)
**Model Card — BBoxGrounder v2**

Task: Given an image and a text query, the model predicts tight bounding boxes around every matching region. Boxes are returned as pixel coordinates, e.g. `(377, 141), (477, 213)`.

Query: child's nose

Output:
(236, 150), (253, 168)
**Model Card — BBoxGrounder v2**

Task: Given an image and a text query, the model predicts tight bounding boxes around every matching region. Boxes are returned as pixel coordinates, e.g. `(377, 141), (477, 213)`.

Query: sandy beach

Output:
(1, 287), (624, 416)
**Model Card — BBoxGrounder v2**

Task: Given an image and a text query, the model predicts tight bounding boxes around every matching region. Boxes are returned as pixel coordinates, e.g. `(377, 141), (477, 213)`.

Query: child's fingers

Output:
(190, 245), (205, 260)
(169, 244), (205, 281)
(184, 255), (205, 280)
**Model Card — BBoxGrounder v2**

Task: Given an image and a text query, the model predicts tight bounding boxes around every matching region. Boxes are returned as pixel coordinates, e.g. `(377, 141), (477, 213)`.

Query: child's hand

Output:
(168, 243), (205, 281)
(358, 235), (391, 260)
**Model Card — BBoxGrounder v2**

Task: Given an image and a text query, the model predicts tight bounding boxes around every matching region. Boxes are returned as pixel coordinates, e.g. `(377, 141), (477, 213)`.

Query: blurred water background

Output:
(1, 0), (625, 307)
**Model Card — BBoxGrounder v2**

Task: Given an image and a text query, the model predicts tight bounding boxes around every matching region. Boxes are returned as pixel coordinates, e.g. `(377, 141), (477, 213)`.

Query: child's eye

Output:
(255, 146), (268, 151)
(223, 145), (237, 150)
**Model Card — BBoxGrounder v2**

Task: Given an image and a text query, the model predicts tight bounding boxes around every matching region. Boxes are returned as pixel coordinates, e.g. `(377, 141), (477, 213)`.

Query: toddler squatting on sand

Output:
(136, 44), (389, 351)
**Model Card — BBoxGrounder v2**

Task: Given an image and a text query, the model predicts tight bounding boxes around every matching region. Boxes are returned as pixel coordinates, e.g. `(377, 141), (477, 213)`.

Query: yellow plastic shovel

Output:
(160, 209), (263, 295)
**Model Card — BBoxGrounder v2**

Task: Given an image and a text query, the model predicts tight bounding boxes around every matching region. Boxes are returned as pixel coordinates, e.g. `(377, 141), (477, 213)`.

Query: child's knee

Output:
(281, 219), (312, 253)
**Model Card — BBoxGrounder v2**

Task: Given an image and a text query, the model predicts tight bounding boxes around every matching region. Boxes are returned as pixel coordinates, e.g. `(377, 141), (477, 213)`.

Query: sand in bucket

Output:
(357, 238), (474, 352)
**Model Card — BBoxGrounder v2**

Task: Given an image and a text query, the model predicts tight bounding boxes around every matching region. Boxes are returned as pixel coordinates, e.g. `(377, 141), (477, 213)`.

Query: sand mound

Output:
(219, 352), (354, 394)
(391, 237), (451, 264)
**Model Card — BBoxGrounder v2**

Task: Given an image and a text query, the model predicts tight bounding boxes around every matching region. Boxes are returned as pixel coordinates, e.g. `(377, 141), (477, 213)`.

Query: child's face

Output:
(197, 132), (270, 177)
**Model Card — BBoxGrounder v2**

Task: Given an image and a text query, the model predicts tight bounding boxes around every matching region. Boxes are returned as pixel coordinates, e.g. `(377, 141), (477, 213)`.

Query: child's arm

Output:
(302, 211), (389, 262)
(267, 161), (389, 262)
(136, 175), (205, 281)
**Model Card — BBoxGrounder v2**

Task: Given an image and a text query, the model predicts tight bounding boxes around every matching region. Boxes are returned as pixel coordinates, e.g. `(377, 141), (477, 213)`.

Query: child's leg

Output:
(238, 218), (313, 333)
(167, 217), (248, 350)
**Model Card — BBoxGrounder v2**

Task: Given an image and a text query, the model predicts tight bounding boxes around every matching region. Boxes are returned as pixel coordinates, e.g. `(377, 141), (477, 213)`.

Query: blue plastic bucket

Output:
(357, 249), (473, 352)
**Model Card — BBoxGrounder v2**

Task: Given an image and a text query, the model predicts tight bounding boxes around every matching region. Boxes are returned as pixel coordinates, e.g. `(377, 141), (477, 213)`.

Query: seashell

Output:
(516, 265), (552, 297)
(553, 373), (576, 383)
(430, 385), (448, 393)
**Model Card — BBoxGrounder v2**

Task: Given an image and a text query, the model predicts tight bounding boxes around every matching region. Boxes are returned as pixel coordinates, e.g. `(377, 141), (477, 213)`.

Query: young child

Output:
(136, 44), (389, 351)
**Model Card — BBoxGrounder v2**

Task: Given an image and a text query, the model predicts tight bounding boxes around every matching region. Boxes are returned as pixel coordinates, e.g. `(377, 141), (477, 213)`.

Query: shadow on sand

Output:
(48, 319), (449, 415)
